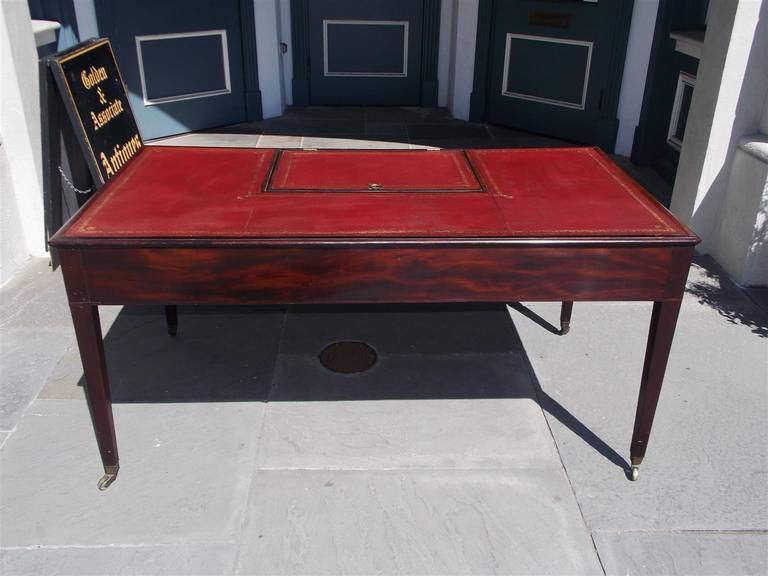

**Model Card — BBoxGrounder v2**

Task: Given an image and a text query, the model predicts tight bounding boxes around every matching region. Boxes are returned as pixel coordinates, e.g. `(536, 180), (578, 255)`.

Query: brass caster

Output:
(97, 466), (119, 491)
(560, 322), (570, 335)
(630, 465), (639, 481)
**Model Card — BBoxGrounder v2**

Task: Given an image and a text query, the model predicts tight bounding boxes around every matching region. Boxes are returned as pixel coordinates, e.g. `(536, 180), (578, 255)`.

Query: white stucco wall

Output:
(710, 4), (768, 287)
(615, 0), (659, 156)
(278, 0), (292, 107)
(671, 1), (759, 236)
(712, 139), (768, 285)
(445, 0), (478, 120)
(0, 135), (30, 285)
(254, 0), (286, 119)
(761, 88), (768, 135)
(671, 0), (767, 285)
(0, 0), (47, 285)
(72, 0), (98, 40)
(437, 0), (454, 108)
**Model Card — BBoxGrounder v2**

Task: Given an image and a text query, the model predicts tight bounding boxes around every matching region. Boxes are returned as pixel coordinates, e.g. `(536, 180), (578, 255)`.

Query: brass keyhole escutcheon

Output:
(368, 183), (383, 190)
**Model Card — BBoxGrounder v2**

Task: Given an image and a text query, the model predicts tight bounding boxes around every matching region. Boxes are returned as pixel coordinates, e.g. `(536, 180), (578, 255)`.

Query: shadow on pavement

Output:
(687, 255), (768, 338)
(508, 305), (632, 476)
(73, 302), (630, 474)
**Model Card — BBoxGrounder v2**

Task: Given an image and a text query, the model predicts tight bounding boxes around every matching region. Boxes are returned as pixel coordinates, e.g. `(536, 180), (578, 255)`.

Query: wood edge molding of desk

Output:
(57, 243), (695, 306)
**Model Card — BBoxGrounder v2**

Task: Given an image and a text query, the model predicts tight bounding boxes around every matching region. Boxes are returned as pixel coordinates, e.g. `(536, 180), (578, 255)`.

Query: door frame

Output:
(631, 0), (708, 183)
(289, 0), (442, 107)
(468, 0), (634, 150)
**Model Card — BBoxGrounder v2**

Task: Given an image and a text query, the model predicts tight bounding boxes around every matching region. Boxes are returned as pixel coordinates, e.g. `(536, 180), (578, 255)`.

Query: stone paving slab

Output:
(362, 106), (452, 124)
(0, 258), (70, 331)
(286, 105), (368, 121)
(0, 544), (237, 576)
(511, 294), (768, 532)
(36, 305), (123, 401)
(149, 132), (261, 148)
(0, 328), (72, 431)
(0, 259), (76, 431)
(592, 531), (768, 576)
(301, 136), (410, 149)
(255, 134), (303, 148)
(407, 123), (491, 140)
(235, 470), (603, 575)
(364, 121), (409, 136)
(0, 400), (265, 548)
(40, 306), (284, 403)
(256, 117), (366, 137)
(258, 398), (560, 470)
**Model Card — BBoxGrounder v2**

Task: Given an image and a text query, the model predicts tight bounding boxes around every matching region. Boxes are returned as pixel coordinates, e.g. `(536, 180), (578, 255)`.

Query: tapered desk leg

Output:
(164, 305), (178, 337)
(560, 301), (574, 334)
(70, 304), (119, 490)
(629, 299), (682, 481)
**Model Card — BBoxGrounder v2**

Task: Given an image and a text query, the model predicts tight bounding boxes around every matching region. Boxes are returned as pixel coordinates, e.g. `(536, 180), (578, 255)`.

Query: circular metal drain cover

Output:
(319, 341), (377, 374)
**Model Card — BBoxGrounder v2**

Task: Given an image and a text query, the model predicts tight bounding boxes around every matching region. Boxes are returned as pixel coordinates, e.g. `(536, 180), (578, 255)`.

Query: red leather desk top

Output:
(60, 146), (693, 240)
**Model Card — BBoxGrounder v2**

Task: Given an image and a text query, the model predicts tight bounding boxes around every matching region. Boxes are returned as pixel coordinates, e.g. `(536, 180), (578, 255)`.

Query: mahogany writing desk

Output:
(50, 146), (699, 489)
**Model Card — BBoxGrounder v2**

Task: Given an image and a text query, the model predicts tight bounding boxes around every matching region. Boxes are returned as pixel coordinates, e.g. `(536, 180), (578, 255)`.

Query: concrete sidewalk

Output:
(1, 109), (766, 575)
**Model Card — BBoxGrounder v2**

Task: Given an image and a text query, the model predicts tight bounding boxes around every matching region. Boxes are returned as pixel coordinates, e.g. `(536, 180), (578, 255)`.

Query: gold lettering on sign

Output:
(99, 152), (115, 178)
(99, 134), (142, 177)
(80, 66), (108, 89)
(90, 97), (125, 130)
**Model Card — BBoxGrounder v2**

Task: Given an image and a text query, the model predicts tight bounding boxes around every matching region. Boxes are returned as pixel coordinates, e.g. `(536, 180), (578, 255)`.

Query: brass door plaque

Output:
(529, 11), (571, 29)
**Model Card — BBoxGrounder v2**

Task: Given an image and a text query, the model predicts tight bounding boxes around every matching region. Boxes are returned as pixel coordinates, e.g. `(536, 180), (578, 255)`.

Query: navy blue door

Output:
(485, 1), (632, 149)
(98, 0), (246, 139)
(308, 0), (423, 105)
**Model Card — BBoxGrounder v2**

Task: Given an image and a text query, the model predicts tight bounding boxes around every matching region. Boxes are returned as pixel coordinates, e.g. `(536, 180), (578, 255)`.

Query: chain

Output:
(58, 166), (92, 195)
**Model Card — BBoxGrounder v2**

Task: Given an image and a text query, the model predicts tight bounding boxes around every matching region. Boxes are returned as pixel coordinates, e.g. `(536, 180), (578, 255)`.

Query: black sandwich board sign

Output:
(48, 38), (143, 187)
